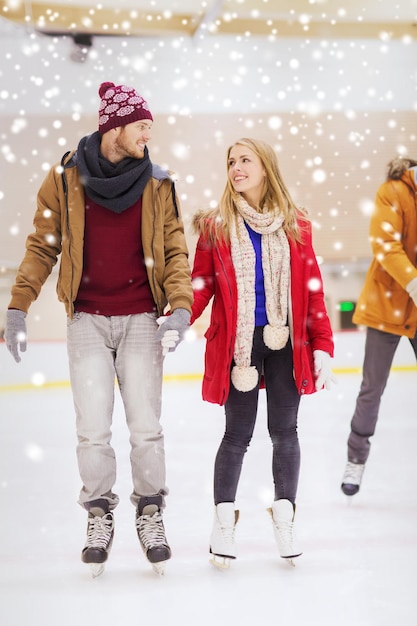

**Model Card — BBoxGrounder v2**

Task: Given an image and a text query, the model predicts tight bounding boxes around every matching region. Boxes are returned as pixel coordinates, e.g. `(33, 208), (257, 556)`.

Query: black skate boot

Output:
(341, 461), (365, 496)
(135, 495), (171, 575)
(81, 499), (114, 578)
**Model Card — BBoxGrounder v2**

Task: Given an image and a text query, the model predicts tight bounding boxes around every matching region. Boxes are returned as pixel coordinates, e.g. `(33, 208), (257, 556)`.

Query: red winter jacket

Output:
(191, 218), (334, 406)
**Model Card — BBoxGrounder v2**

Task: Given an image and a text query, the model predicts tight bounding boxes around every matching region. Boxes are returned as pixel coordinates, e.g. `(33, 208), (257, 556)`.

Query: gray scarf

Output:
(76, 131), (152, 213)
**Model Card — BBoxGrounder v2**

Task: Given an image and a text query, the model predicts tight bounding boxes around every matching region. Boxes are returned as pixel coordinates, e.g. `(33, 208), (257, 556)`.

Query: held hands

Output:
(4, 309), (27, 363)
(156, 308), (191, 356)
(406, 277), (417, 306)
(313, 349), (336, 391)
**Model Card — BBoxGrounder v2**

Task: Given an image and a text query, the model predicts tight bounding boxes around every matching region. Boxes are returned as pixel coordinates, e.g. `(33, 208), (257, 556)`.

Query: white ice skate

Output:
(268, 499), (302, 567)
(209, 502), (239, 570)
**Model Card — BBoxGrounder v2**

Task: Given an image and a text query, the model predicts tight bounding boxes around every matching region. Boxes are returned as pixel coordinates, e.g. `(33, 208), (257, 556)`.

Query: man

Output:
(4, 81), (193, 576)
(341, 157), (417, 496)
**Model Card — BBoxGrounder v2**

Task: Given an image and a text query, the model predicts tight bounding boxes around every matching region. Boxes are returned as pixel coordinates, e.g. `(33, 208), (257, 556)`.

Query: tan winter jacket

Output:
(353, 159), (417, 338)
(9, 151), (193, 318)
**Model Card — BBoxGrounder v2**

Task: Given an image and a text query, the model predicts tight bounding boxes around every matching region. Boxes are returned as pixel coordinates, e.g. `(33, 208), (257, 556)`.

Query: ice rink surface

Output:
(0, 332), (416, 626)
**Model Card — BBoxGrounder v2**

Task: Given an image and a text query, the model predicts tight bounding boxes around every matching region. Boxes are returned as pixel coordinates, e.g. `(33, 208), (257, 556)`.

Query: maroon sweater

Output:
(74, 195), (156, 315)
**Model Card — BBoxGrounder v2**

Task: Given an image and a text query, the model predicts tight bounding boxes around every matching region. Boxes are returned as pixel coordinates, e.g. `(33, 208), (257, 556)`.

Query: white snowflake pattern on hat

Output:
(117, 105), (135, 117)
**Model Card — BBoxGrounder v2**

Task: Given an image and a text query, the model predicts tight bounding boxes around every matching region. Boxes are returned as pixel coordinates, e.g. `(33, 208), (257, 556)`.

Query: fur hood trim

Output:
(386, 157), (417, 181)
(192, 208), (221, 233)
(191, 208), (227, 244)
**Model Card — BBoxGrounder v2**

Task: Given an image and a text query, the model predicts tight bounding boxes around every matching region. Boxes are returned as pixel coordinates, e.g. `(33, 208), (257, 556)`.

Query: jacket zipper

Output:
(151, 180), (162, 316)
(60, 151), (74, 318)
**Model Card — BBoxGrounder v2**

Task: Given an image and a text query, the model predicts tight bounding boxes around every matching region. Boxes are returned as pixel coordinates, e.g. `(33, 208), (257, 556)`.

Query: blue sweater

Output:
(245, 223), (268, 326)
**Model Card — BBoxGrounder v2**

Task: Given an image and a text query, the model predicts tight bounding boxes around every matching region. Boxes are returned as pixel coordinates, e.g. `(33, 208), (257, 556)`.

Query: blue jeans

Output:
(214, 326), (301, 505)
(348, 327), (417, 463)
(67, 312), (166, 510)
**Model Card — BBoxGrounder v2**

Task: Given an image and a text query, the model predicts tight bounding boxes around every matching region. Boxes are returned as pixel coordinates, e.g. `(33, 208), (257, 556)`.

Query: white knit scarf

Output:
(230, 195), (290, 392)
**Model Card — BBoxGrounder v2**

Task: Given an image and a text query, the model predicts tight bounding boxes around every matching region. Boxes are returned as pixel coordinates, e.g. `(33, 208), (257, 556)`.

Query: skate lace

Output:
(136, 512), (167, 550)
(219, 523), (235, 545)
(343, 461), (364, 484)
(85, 513), (114, 550)
(276, 518), (294, 546)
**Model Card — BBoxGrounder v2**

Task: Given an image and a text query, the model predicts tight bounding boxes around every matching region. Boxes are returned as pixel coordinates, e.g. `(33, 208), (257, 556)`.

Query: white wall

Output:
(1, 19), (415, 116)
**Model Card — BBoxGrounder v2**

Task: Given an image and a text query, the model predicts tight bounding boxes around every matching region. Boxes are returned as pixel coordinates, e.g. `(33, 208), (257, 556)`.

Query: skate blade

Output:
(282, 553), (302, 568)
(151, 561), (167, 576)
(89, 563), (105, 578)
(210, 555), (232, 570)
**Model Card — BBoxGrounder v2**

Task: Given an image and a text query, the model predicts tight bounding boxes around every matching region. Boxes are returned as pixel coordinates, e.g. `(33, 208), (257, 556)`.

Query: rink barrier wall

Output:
(1, 332), (416, 393)
(0, 365), (416, 394)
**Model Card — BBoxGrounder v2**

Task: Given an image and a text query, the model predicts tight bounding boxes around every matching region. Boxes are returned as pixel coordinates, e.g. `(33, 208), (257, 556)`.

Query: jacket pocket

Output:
(366, 274), (408, 325)
(374, 264), (396, 289)
(204, 322), (219, 342)
(67, 311), (84, 326)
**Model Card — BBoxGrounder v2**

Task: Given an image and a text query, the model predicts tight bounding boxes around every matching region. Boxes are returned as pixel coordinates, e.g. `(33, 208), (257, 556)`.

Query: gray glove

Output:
(4, 309), (27, 363)
(156, 308), (191, 355)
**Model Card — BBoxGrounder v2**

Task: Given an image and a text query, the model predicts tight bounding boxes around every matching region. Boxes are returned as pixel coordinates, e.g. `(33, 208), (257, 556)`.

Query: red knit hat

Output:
(98, 81), (153, 134)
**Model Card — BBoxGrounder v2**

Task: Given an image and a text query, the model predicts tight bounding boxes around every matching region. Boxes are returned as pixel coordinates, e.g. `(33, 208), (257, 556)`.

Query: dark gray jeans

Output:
(214, 326), (301, 505)
(348, 326), (417, 464)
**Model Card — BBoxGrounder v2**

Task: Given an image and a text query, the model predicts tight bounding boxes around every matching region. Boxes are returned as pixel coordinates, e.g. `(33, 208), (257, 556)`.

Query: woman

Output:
(190, 138), (334, 567)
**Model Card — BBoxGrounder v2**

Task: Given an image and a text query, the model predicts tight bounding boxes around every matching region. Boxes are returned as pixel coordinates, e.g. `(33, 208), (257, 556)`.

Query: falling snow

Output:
(0, 3), (416, 331)
(0, 7), (416, 626)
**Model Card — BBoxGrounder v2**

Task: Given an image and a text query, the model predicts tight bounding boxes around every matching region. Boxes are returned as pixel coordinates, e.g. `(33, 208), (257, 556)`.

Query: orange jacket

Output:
(353, 164), (417, 338)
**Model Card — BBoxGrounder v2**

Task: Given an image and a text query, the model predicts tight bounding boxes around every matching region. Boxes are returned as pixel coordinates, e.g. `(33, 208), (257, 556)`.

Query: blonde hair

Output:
(199, 138), (309, 243)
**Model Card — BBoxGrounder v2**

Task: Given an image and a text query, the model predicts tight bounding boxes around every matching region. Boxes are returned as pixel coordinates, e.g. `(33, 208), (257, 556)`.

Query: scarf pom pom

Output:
(263, 324), (289, 350)
(231, 365), (258, 392)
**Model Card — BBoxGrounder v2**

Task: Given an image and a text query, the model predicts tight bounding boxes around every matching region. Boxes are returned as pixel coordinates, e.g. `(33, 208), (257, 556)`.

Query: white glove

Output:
(313, 350), (336, 391)
(406, 276), (417, 306)
(158, 326), (179, 356)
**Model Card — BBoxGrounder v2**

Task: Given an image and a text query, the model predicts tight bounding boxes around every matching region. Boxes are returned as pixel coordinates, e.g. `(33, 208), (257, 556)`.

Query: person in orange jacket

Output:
(190, 138), (334, 567)
(341, 157), (417, 496)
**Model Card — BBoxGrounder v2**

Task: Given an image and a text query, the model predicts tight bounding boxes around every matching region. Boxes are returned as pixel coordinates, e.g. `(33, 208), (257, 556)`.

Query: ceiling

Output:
(1, 1), (415, 118)
(1, 0), (416, 40)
